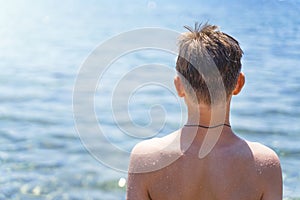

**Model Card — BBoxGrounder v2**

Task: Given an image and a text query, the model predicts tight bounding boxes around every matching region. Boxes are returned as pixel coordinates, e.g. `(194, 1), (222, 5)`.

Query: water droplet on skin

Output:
(165, 185), (169, 191)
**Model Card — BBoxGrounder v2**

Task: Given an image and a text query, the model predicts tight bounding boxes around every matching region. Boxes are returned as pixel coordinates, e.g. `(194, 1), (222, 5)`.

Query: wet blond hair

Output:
(176, 23), (243, 105)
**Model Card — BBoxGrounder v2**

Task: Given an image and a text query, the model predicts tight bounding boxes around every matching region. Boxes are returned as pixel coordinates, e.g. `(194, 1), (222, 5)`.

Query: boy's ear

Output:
(174, 75), (185, 97)
(232, 72), (245, 95)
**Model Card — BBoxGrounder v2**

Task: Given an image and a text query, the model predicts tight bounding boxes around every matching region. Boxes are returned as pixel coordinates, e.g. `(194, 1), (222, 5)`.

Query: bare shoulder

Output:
(246, 141), (283, 198)
(246, 141), (281, 166)
(129, 130), (182, 173)
(246, 141), (282, 182)
(127, 134), (181, 200)
(131, 130), (179, 155)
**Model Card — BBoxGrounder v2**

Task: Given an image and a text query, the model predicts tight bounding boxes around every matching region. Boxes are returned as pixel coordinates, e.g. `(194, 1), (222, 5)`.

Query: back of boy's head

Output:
(176, 23), (243, 105)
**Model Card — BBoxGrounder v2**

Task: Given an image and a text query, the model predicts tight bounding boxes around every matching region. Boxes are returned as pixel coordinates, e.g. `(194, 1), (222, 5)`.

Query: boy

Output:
(126, 23), (282, 200)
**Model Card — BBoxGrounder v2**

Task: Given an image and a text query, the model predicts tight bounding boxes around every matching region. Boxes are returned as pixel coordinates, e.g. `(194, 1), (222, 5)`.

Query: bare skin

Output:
(126, 73), (282, 200)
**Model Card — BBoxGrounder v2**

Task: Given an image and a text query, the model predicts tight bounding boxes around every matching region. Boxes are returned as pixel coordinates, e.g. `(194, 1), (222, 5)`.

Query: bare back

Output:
(127, 128), (282, 200)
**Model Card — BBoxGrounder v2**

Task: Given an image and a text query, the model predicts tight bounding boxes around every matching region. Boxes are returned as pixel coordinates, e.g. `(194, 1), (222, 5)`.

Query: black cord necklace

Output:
(184, 123), (231, 129)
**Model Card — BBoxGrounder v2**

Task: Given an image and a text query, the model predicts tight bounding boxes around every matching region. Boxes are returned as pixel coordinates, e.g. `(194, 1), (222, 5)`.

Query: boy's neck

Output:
(186, 102), (230, 127)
